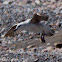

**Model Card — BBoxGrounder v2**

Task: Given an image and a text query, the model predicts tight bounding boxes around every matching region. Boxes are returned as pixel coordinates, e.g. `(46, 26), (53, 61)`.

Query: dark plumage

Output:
(31, 13), (49, 23)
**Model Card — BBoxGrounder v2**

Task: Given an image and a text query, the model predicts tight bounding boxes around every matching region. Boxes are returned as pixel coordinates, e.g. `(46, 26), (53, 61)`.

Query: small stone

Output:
(17, 48), (25, 54)
(42, 49), (48, 52)
(29, 32), (34, 35)
(9, 1), (13, 4)
(29, 36), (34, 39)
(35, 0), (41, 5)
(55, 31), (59, 33)
(26, 0), (32, 4)
(44, 57), (48, 61)
(8, 40), (12, 44)
(34, 58), (39, 62)
(35, 38), (38, 40)
(2, 41), (6, 46)
(32, 2), (36, 7)
(0, 41), (2, 44)
(31, 48), (37, 53)
(0, 39), (2, 44)
(3, 1), (9, 4)
(60, 9), (62, 13)
(11, 58), (19, 62)
(42, 46), (53, 52)
(46, 46), (54, 51)
(27, 45), (36, 48)
(47, 43), (51, 46)
(55, 43), (62, 48)
(0, 22), (2, 26)
(17, 34), (21, 37)
(56, 0), (59, 1)
(23, 59), (28, 62)
(18, 39), (24, 41)
(2, 57), (8, 61)
(21, 30), (28, 34)
(60, 21), (62, 24)
(1, 28), (5, 33)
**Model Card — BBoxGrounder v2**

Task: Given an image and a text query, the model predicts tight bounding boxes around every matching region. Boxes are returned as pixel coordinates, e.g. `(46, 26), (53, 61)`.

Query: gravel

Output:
(0, 0), (62, 62)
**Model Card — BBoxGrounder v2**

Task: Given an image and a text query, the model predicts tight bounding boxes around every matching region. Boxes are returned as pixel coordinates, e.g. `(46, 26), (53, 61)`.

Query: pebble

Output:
(54, 43), (62, 48)
(60, 9), (62, 13)
(35, 0), (41, 5)
(1, 57), (8, 61)
(34, 58), (39, 62)
(8, 40), (12, 44)
(34, 38), (39, 40)
(3, 1), (9, 4)
(2, 41), (7, 46)
(11, 58), (19, 62)
(1, 28), (5, 33)
(18, 38), (24, 41)
(17, 48), (24, 54)
(32, 2), (36, 7)
(31, 48), (37, 53)
(0, 41), (2, 44)
(42, 46), (54, 52)
(21, 30), (28, 34)
(22, 59), (28, 62)
(0, 39), (2, 44)
(55, 31), (59, 33)
(27, 45), (36, 49)
(29, 36), (34, 39)
(0, 22), (2, 26)
(47, 43), (51, 46)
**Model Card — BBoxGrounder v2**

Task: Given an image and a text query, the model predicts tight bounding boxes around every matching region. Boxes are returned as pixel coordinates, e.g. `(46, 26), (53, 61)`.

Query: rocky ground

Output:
(0, 0), (62, 62)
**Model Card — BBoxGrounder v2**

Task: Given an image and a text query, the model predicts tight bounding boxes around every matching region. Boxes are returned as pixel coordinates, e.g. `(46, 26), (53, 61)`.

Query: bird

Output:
(4, 13), (54, 43)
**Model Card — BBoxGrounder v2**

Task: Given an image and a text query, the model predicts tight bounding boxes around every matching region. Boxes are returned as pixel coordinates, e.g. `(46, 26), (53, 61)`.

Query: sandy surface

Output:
(8, 30), (62, 49)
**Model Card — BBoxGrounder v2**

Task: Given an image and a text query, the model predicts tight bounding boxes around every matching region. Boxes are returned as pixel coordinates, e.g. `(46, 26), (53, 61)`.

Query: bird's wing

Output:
(4, 19), (31, 37)
(4, 25), (18, 37)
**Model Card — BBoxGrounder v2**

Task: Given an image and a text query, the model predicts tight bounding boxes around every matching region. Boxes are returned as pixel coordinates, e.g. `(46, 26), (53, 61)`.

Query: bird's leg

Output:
(40, 33), (45, 43)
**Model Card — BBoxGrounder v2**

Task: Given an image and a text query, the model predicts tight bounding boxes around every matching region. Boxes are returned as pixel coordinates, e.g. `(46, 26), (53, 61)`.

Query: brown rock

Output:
(55, 43), (62, 48)
(27, 44), (36, 48)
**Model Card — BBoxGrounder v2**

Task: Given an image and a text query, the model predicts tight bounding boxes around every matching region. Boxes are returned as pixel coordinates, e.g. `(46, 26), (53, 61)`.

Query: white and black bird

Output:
(5, 13), (54, 43)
